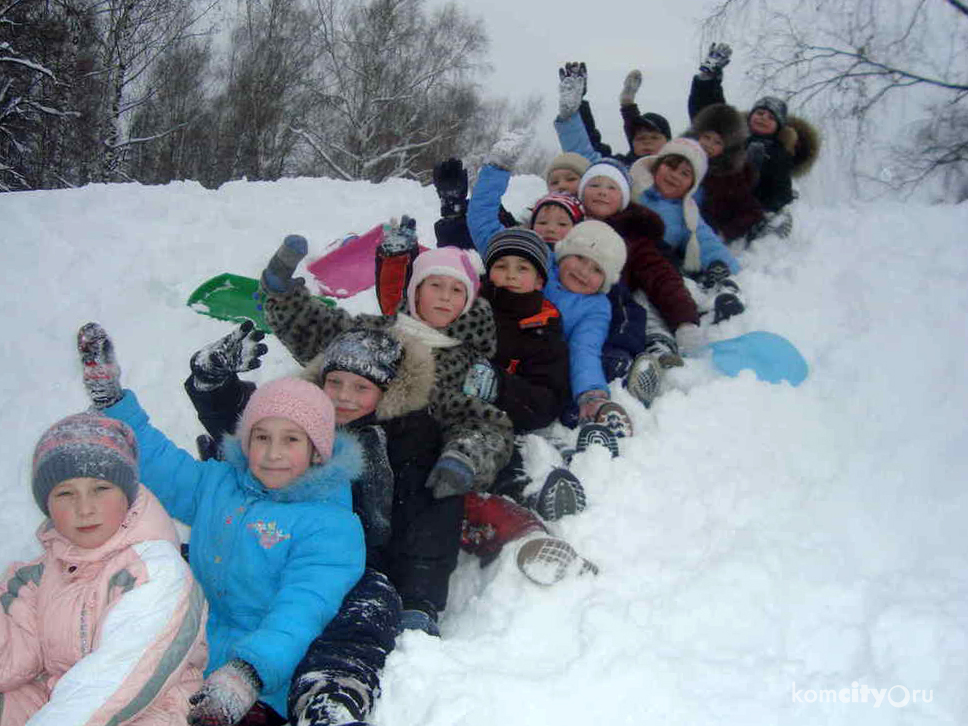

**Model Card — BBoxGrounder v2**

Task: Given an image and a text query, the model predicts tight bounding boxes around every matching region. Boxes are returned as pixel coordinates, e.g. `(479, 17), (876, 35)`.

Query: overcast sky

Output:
(429, 0), (734, 154)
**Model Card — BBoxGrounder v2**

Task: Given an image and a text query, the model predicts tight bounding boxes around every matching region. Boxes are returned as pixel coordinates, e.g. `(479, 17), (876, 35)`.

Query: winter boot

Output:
(516, 536), (599, 586)
(294, 679), (371, 726)
(575, 423), (620, 458)
(627, 353), (662, 407)
(526, 468), (586, 521)
(462, 493), (547, 564)
(712, 278), (745, 323)
(399, 608), (440, 637)
(595, 401), (634, 439)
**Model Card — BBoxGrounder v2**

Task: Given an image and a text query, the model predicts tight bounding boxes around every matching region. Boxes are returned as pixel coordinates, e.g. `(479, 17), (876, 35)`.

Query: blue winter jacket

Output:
(639, 187), (739, 273)
(468, 164), (611, 400)
(105, 390), (366, 717)
(555, 112), (610, 166)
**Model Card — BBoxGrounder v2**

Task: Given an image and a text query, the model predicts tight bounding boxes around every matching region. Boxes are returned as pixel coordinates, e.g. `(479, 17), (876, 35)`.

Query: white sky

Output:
(429, 0), (728, 153)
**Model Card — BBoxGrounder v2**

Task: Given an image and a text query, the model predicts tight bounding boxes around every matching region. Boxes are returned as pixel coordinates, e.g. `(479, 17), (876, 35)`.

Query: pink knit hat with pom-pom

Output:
(237, 377), (335, 462)
(406, 246), (484, 319)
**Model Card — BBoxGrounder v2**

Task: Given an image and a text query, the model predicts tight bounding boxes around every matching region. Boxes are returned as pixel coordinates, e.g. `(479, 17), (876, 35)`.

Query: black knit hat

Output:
(318, 329), (403, 390)
(32, 413), (139, 516)
(484, 228), (551, 283)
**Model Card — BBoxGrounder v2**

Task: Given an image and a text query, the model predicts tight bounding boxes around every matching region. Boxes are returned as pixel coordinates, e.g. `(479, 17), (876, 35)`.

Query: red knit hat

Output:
(237, 377), (335, 462)
(529, 193), (585, 228)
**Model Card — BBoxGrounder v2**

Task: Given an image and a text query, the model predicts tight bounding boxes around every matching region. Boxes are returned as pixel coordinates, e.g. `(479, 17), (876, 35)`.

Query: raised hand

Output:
(557, 63), (586, 120)
(619, 69), (642, 106)
(261, 234), (308, 294)
(77, 322), (123, 409)
(190, 321), (268, 391)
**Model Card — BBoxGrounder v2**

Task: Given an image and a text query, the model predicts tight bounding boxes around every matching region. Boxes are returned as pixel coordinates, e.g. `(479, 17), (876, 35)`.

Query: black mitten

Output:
(433, 159), (468, 218)
(190, 321), (268, 392)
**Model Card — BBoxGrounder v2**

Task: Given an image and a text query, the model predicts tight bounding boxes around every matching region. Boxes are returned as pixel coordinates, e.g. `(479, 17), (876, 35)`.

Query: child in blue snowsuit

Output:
(77, 322), (365, 726)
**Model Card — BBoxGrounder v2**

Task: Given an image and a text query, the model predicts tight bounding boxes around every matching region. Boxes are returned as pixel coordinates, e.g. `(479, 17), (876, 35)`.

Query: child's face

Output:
(581, 176), (624, 220)
(324, 371), (384, 425)
(558, 254), (604, 295)
(248, 416), (318, 489)
(48, 477), (128, 549)
(415, 275), (467, 329)
(653, 158), (695, 200)
(632, 129), (667, 157)
(532, 204), (575, 244)
(749, 109), (778, 136)
(489, 255), (544, 294)
(697, 131), (725, 159)
(547, 168), (581, 195)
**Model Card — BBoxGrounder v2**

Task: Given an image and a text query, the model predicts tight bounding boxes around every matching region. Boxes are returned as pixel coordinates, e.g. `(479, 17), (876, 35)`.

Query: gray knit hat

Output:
(484, 228), (551, 283)
(32, 412), (139, 516)
(750, 96), (787, 130)
(317, 329), (404, 391)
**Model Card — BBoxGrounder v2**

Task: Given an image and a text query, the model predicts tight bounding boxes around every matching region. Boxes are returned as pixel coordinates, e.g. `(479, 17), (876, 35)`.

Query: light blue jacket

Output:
(639, 186), (739, 273)
(105, 390), (365, 716)
(468, 164), (611, 399)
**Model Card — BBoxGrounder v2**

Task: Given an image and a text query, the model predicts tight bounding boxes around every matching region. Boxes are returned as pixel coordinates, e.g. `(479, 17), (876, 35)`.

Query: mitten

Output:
(378, 215), (418, 256)
(462, 361), (500, 403)
(746, 139), (766, 169)
(433, 158), (468, 218)
(190, 321), (268, 392)
(768, 208), (793, 238)
(426, 453), (475, 499)
(700, 260), (732, 292)
(576, 389), (609, 423)
(557, 64), (586, 120)
(188, 659), (262, 726)
(77, 322), (123, 409)
(713, 279), (745, 324)
(485, 129), (530, 172)
(619, 69), (642, 106)
(261, 234), (308, 294)
(674, 323), (705, 356)
(699, 42), (732, 78)
(561, 61), (587, 97)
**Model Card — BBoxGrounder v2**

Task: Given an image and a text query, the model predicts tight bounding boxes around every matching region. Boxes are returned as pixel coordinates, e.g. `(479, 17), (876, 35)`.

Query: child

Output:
(545, 152), (591, 195)
(629, 138), (745, 325)
(77, 322), (365, 726)
(573, 159), (705, 406)
(688, 43), (820, 238)
(685, 102), (765, 243)
(261, 230), (514, 499)
(0, 412), (208, 726)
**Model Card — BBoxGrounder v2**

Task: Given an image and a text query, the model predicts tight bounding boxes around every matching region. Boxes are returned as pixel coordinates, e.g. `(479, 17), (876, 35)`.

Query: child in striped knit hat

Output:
(0, 411), (208, 726)
(76, 322), (365, 726)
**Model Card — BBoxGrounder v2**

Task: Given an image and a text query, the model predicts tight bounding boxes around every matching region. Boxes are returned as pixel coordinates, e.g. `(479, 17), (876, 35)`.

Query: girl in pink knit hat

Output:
(76, 322), (365, 726)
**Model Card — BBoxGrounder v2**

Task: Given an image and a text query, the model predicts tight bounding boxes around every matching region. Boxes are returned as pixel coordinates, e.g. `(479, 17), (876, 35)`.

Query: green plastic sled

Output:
(187, 273), (334, 334)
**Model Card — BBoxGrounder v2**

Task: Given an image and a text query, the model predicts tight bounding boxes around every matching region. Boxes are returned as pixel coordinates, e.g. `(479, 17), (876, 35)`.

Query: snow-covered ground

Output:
(1, 176), (966, 724)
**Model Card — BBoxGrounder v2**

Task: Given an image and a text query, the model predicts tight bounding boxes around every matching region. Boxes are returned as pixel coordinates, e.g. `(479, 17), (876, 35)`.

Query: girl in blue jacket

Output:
(77, 322), (365, 726)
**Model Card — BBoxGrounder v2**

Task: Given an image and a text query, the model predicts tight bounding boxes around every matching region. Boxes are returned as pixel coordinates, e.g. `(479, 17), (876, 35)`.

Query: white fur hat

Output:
(630, 137), (709, 273)
(554, 220), (628, 293)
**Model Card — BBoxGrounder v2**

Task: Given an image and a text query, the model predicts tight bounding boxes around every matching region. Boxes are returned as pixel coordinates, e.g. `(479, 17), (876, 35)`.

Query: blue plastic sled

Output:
(707, 331), (809, 387)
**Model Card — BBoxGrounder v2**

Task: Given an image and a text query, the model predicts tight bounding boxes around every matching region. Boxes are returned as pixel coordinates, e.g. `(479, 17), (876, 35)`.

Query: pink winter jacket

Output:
(0, 484), (208, 726)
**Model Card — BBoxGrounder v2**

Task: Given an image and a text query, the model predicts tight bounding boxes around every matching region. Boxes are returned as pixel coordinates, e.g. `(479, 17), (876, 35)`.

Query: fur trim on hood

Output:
(302, 330), (435, 421)
(686, 103), (749, 175)
(784, 115), (821, 178)
(222, 429), (363, 504)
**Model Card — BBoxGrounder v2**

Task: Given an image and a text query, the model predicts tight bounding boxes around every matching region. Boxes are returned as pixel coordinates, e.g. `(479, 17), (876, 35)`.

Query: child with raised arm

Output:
(77, 323), (365, 726)
(261, 226), (514, 499)
(0, 412), (208, 726)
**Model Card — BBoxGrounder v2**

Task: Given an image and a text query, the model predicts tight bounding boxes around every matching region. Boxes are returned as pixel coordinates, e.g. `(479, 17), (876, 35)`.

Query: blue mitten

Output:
(426, 453), (475, 499)
(261, 234), (308, 294)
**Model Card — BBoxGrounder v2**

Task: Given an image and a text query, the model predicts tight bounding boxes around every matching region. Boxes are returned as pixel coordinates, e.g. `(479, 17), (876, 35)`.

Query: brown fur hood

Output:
(302, 329), (436, 422)
(782, 115), (822, 178)
(685, 103), (748, 175)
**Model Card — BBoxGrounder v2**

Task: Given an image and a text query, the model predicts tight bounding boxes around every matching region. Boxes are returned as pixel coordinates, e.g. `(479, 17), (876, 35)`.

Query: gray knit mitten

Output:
(261, 234), (308, 294)
(77, 322), (123, 409)
(699, 42), (732, 78)
(619, 69), (642, 106)
(485, 130), (530, 171)
(557, 64), (586, 120)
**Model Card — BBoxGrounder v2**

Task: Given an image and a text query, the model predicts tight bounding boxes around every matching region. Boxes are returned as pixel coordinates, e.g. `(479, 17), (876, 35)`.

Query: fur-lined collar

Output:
(221, 430), (362, 504)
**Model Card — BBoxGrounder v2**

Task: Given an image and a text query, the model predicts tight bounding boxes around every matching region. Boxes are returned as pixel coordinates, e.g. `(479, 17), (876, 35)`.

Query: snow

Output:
(2, 176), (967, 724)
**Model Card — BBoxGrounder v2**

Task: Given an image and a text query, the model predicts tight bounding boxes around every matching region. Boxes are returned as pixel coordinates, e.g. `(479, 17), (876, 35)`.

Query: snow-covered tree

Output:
(703, 0), (968, 200)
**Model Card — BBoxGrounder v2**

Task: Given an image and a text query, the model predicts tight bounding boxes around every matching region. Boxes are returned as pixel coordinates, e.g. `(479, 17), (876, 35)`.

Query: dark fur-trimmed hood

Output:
(686, 103), (748, 175)
(783, 115), (821, 178)
(302, 329), (435, 422)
